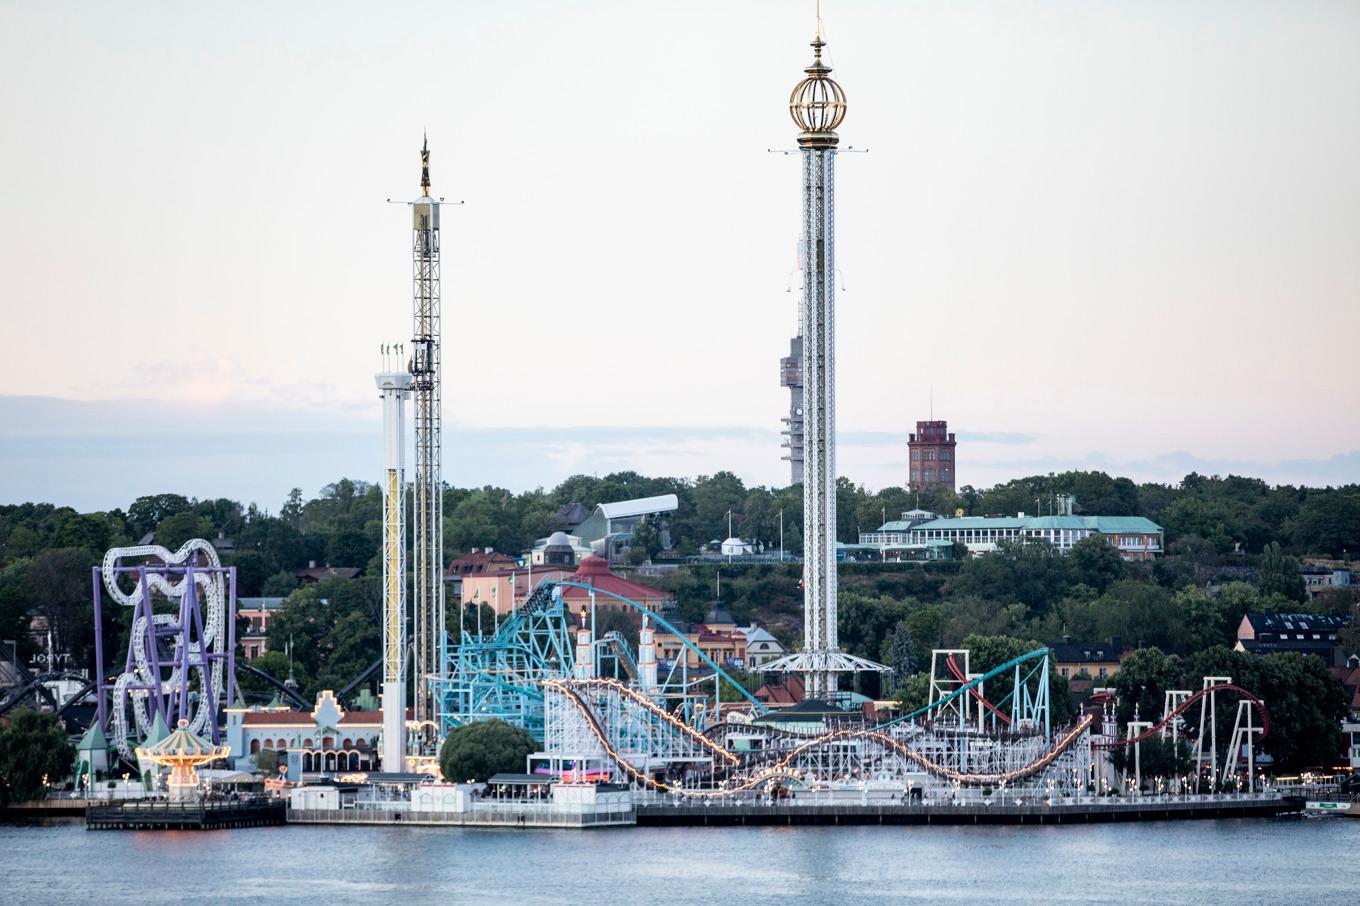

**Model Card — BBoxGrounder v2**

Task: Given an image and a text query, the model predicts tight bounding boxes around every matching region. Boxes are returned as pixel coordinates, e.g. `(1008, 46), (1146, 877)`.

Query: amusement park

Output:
(1, 8), (1357, 844)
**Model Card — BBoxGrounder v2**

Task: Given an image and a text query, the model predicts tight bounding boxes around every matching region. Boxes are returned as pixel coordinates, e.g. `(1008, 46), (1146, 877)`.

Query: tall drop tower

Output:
(765, 23), (888, 699)
(376, 361), (412, 771)
(408, 137), (444, 744)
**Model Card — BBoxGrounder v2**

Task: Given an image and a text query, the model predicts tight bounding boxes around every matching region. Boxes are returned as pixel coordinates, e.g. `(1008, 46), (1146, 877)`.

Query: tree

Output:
(882, 621), (916, 692)
(1069, 535), (1125, 592)
(1178, 646), (1347, 771)
(154, 511), (213, 550)
(231, 550), (275, 597)
(24, 547), (99, 669)
(953, 539), (1072, 613)
(1258, 542), (1306, 602)
(438, 719), (538, 782)
(280, 488), (305, 530)
(1288, 491), (1360, 558)
(958, 633), (1074, 724)
(127, 493), (192, 537)
(1109, 737), (1192, 791)
(261, 571), (300, 597)
(0, 710), (74, 802)
(1110, 647), (1179, 726)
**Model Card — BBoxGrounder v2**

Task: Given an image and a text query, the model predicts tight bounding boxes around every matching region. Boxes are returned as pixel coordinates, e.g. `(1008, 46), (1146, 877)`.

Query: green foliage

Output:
(1258, 542), (1306, 602)
(261, 570), (300, 597)
(1068, 535), (1125, 592)
(955, 539), (1074, 613)
(265, 577), (379, 698)
(0, 710), (74, 802)
(438, 719), (538, 782)
(1177, 646), (1348, 770)
(1288, 491), (1360, 558)
(959, 633), (1074, 724)
(154, 511), (213, 550)
(1111, 647), (1180, 725)
(1109, 737), (1192, 789)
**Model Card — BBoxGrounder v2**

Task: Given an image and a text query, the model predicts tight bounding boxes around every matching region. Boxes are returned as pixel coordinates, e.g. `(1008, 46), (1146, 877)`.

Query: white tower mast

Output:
(408, 135), (444, 748)
(764, 18), (888, 699)
(376, 358), (412, 772)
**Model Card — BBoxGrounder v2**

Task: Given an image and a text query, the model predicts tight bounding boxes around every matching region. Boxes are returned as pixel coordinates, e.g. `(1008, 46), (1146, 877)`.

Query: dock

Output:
(86, 799), (286, 830)
(287, 804), (633, 829)
(636, 794), (1304, 826)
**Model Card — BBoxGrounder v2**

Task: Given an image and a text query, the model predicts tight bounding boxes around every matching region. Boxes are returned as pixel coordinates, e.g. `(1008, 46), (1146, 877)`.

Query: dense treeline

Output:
(0, 470), (1356, 665)
(0, 470), (1356, 770)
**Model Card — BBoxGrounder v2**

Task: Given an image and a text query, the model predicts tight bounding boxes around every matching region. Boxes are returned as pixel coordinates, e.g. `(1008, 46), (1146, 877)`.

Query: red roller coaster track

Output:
(1092, 683), (1269, 750)
(946, 655), (1013, 726)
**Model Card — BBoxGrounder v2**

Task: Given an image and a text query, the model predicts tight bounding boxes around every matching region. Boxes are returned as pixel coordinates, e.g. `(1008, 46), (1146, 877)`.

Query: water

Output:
(2, 818), (1357, 904)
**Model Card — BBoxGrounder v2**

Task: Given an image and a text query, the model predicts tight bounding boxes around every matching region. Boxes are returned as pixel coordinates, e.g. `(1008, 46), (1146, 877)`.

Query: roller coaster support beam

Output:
(553, 581), (766, 714)
(1195, 675), (1232, 792)
(882, 647), (1052, 729)
(1125, 720), (1153, 795)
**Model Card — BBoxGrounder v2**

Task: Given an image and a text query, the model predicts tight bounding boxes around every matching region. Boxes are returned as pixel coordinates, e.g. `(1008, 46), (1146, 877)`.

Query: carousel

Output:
(135, 718), (231, 801)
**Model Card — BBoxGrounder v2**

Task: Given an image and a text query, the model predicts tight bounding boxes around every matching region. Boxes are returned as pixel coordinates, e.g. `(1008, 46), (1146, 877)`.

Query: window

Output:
(924, 469), (934, 481)
(943, 467), (951, 479)
(912, 469), (920, 481)
(940, 450), (951, 460)
(925, 451), (936, 461)
(911, 450), (919, 461)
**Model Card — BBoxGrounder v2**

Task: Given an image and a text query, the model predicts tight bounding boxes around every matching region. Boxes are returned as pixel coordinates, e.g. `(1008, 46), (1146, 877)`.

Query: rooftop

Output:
(901, 515), (1162, 534)
(1245, 611), (1349, 631)
(596, 495), (679, 520)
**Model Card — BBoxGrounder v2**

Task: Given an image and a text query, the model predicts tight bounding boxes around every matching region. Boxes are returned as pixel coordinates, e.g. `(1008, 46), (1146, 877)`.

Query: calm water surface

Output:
(2, 818), (1357, 904)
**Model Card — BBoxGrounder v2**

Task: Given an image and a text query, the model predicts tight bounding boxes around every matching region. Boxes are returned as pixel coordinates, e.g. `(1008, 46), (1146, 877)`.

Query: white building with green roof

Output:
(857, 507), (1163, 561)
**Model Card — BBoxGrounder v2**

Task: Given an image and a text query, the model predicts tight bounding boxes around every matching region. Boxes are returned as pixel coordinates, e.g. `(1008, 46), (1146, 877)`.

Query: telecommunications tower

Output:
(764, 20), (889, 698)
(407, 136), (444, 744)
(376, 355), (412, 771)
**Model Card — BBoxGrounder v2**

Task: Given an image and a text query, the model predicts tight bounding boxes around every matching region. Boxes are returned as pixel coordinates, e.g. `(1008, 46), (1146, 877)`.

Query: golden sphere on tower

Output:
(789, 36), (846, 146)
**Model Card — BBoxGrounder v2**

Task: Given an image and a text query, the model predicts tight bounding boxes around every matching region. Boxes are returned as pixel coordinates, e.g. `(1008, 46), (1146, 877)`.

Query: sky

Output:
(1, 1), (1357, 513)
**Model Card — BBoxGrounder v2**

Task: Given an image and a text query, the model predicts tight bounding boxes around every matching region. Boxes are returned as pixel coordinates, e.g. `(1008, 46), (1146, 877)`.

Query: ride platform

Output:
(85, 798), (285, 830)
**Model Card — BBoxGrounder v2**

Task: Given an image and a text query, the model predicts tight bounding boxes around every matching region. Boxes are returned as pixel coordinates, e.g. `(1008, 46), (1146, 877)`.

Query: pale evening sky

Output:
(1, 1), (1357, 512)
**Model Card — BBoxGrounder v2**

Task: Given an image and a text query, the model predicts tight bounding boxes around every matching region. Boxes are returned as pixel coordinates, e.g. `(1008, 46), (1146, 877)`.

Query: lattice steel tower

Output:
(765, 23), (888, 699)
(407, 136), (444, 745)
(376, 359), (411, 771)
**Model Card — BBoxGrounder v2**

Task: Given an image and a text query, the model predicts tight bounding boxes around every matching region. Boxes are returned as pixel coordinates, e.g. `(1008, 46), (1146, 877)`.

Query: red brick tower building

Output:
(908, 420), (956, 491)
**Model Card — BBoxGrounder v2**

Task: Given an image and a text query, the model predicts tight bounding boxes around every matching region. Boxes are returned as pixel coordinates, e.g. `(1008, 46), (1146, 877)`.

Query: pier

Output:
(636, 794), (1304, 827)
(86, 799), (286, 830)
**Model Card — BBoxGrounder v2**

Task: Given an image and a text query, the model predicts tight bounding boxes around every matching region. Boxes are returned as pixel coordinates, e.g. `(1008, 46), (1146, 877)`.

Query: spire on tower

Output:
(420, 132), (431, 195)
(789, 22), (846, 147)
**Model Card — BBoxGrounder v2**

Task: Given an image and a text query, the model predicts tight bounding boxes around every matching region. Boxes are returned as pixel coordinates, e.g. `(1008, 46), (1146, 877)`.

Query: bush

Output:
(437, 719), (538, 783)
(0, 710), (74, 802)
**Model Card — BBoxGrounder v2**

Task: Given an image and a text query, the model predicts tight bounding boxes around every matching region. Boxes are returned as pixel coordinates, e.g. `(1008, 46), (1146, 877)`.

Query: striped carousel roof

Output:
(136, 718), (230, 763)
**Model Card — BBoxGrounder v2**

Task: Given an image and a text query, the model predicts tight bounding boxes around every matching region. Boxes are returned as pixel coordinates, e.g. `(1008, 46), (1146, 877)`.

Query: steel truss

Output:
(93, 541), (237, 758)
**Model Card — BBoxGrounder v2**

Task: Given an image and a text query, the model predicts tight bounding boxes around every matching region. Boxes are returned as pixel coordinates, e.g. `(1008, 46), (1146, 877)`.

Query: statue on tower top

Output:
(420, 132), (431, 194)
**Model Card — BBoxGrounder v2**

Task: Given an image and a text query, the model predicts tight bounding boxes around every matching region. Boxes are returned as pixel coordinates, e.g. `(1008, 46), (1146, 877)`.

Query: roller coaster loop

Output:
(1092, 684), (1269, 750)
